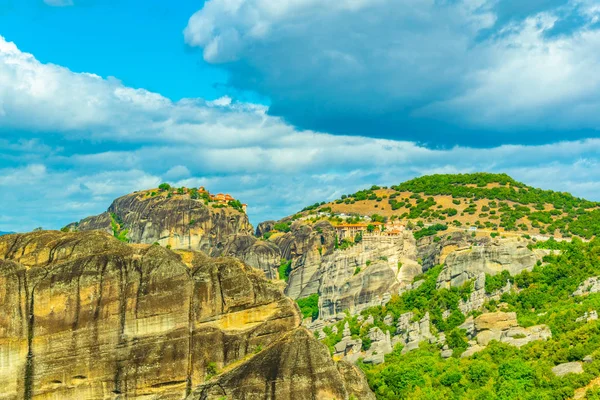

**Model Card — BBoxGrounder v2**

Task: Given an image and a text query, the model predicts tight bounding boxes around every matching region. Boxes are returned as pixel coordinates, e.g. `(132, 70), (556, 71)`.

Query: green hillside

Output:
(296, 173), (600, 240)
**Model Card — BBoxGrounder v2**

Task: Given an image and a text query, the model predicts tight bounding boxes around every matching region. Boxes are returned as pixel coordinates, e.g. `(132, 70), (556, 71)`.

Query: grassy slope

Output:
(295, 173), (600, 240)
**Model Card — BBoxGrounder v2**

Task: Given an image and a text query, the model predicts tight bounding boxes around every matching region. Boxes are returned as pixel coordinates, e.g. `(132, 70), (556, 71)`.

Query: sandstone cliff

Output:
(0, 231), (372, 399)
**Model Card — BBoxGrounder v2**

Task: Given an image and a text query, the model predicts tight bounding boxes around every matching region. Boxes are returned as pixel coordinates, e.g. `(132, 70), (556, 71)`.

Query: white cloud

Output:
(1, 35), (600, 232)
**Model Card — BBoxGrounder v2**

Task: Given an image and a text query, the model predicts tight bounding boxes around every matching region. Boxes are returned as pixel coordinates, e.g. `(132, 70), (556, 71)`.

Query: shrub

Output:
(296, 294), (319, 320)
(278, 259), (292, 281)
(274, 222), (292, 233)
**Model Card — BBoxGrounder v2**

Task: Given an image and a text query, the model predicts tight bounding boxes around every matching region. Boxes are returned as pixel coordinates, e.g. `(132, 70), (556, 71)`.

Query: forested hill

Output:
(293, 173), (600, 240)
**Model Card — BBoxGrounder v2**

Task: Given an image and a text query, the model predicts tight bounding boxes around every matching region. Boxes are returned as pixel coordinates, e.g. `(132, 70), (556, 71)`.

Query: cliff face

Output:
(436, 238), (538, 288)
(266, 221), (419, 321)
(190, 329), (375, 400)
(220, 234), (282, 280)
(70, 191), (253, 255)
(313, 233), (420, 320)
(0, 231), (372, 400)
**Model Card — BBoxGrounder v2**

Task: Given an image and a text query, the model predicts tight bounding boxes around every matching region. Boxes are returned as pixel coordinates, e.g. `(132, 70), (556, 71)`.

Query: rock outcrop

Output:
(394, 312), (438, 354)
(574, 277), (600, 297)
(417, 231), (487, 271)
(190, 328), (375, 400)
(437, 238), (537, 288)
(459, 312), (552, 357)
(0, 231), (373, 399)
(362, 327), (393, 365)
(63, 190), (292, 278)
(457, 273), (513, 314)
(67, 190), (253, 255)
(256, 220), (276, 237)
(277, 222), (419, 320)
(220, 234), (282, 280)
(552, 362), (584, 377)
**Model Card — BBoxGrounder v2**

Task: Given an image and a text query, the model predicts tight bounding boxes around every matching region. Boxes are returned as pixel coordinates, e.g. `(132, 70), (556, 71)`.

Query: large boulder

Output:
(459, 311), (552, 357)
(552, 362), (584, 377)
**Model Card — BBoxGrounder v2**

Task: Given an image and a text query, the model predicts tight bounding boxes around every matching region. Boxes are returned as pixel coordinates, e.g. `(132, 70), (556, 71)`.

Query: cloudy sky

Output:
(0, 0), (599, 232)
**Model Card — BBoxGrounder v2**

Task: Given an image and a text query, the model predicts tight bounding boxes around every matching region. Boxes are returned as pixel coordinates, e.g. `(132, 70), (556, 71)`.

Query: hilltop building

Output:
(335, 221), (406, 242)
(209, 192), (247, 213)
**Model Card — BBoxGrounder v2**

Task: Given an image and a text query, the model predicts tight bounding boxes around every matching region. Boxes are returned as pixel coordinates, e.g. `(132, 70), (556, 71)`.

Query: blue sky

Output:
(1, 0), (600, 231)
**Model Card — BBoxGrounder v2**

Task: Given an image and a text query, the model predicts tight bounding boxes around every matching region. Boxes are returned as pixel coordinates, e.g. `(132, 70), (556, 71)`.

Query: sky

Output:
(0, 0), (599, 232)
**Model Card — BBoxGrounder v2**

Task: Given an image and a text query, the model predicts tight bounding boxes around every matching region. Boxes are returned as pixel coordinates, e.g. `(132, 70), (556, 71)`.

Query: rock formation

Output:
(256, 220), (276, 237)
(0, 231), (372, 399)
(417, 231), (488, 271)
(67, 190), (253, 255)
(190, 328), (375, 400)
(220, 234), (282, 280)
(457, 272), (513, 314)
(63, 190), (287, 279)
(277, 222), (419, 320)
(362, 327), (393, 365)
(459, 312), (552, 357)
(574, 276), (600, 296)
(332, 322), (363, 364)
(394, 312), (438, 354)
(437, 238), (538, 289)
(552, 362), (584, 377)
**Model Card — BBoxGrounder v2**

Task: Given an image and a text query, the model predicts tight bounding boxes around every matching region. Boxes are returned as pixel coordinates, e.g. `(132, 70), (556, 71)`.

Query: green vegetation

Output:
(205, 362), (218, 379)
(296, 293), (320, 321)
(158, 183), (171, 191)
(228, 199), (245, 213)
(273, 221), (292, 233)
(319, 174), (600, 240)
(278, 259), (292, 281)
(317, 238), (600, 399)
(484, 270), (511, 294)
(109, 213), (129, 242)
(413, 224), (448, 240)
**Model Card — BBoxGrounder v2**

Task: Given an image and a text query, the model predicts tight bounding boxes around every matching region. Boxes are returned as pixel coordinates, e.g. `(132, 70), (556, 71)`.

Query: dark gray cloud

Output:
(184, 0), (600, 147)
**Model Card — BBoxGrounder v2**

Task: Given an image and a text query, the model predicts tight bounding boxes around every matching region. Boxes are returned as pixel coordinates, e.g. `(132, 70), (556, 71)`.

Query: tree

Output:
(158, 183), (171, 191)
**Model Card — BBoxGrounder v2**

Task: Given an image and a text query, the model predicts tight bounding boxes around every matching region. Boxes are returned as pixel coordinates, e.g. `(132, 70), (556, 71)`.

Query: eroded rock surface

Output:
(0, 231), (372, 400)
(437, 239), (537, 288)
(68, 190), (253, 255)
(220, 234), (282, 280)
(190, 328), (375, 400)
(552, 362), (584, 377)
(281, 224), (419, 320)
(459, 312), (552, 357)
(574, 276), (600, 297)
